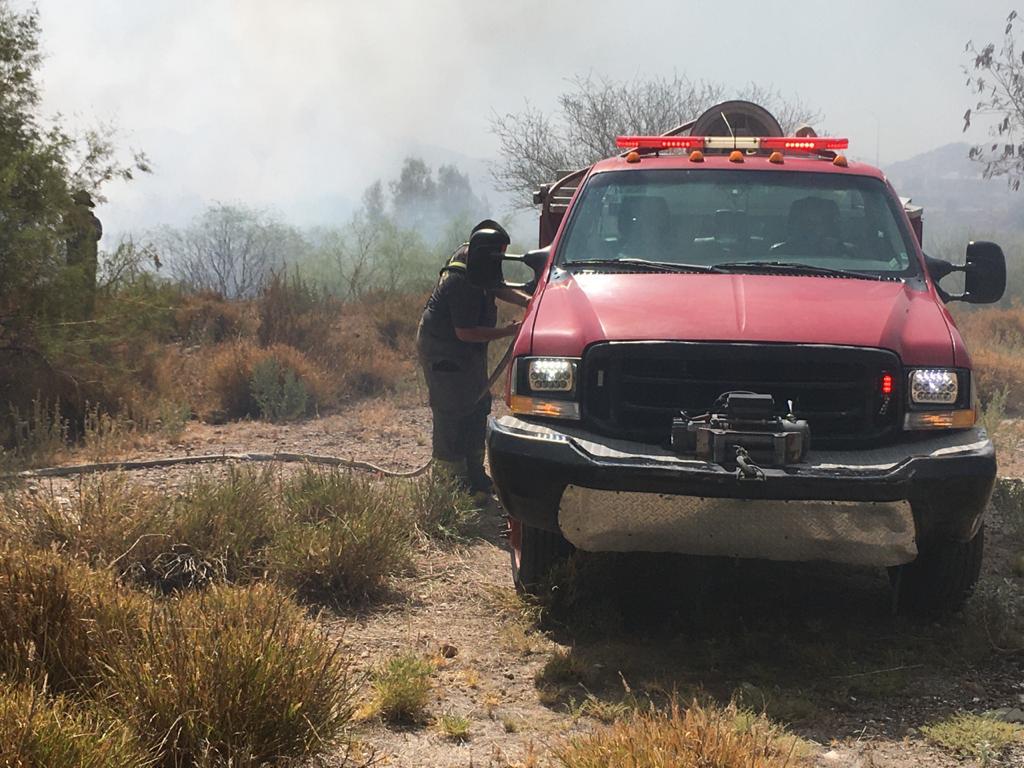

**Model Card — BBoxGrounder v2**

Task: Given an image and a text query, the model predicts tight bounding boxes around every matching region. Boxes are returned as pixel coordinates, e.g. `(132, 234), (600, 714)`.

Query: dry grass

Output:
(0, 681), (153, 768)
(199, 340), (332, 421)
(536, 648), (590, 688)
(320, 322), (409, 399)
(956, 306), (1024, 412)
(256, 271), (339, 352)
(174, 290), (255, 344)
(0, 546), (146, 692)
(103, 582), (355, 767)
(0, 509), (360, 767)
(566, 693), (640, 724)
(0, 399), (69, 472)
(15, 469), (280, 591)
(2, 281), (425, 458)
(921, 712), (1022, 762)
(553, 699), (808, 768)
(256, 275), (417, 401)
(10, 466), (433, 603)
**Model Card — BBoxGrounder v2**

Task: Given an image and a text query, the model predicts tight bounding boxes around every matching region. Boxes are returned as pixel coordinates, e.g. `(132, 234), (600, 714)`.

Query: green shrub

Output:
(0, 681), (152, 768)
(202, 340), (328, 421)
(163, 467), (282, 587)
(369, 652), (434, 724)
(273, 469), (413, 603)
(250, 356), (310, 422)
(436, 711), (472, 742)
(991, 477), (1024, 540)
(922, 712), (1022, 761)
(104, 583), (355, 767)
(404, 469), (479, 541)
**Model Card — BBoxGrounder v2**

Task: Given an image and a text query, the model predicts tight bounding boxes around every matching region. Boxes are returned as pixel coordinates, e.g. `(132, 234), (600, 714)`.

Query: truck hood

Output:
(529, 272), (954, 366)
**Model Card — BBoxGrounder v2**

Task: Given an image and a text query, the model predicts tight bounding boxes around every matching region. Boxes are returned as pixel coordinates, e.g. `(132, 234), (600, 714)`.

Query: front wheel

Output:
(508, 517), (572, 595)
(891, 525), (984, 614)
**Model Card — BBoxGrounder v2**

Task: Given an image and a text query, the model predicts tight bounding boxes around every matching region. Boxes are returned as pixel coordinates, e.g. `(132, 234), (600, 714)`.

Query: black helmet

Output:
(471, 219), (510, 242)
(466, 228), (507, 287)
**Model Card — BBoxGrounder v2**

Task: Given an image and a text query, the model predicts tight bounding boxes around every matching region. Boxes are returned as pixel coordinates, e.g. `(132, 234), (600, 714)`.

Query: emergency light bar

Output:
(615, 135), (849, 153)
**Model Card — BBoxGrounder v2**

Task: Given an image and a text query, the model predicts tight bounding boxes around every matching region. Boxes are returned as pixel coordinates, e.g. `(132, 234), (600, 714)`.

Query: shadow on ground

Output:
(528, 550), (1024, 743)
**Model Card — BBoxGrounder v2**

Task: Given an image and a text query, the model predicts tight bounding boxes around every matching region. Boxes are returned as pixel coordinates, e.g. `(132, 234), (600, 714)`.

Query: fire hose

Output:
(4, 341), (519, 482)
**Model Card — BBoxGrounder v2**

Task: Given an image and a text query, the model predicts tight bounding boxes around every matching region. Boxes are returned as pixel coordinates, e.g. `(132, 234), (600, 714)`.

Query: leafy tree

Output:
(0, 1), (148, 335)
(388, 157), (487, 240)
(963, 10), (1024, 188)
(389, 157), (437, 213)
(490, 74), (821, 207)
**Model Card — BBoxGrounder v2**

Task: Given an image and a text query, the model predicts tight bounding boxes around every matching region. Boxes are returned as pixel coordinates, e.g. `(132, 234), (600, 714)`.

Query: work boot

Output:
(466, 454), (494, 496)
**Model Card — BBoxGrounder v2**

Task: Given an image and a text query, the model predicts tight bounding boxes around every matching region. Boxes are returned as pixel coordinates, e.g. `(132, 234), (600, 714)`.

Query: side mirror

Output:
(501, 247), (550, 295)
(924, 242), (1006, 304)
(963, 241), (1006, 304)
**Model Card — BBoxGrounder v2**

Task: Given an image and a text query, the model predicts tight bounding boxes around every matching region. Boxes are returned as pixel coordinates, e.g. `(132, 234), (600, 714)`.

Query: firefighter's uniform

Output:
(417, 231), (504, 493)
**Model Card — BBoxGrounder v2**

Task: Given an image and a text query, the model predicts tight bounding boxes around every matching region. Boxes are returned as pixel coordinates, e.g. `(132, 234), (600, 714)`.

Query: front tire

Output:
(508, 517), (572, 595)
(892, 525), (984, 614)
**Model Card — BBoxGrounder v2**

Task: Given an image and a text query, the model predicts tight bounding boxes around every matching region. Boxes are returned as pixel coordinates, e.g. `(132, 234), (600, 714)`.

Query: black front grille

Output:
(581, 342), (902, 448)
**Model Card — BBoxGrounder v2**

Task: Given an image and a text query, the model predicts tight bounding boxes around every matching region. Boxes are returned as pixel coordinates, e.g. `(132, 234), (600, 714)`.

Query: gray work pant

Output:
(416, 323), (492, 466)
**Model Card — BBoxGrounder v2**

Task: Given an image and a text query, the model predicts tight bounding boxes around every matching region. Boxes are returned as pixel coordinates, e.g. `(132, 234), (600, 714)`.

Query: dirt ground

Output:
(17, 399), (1024, 768)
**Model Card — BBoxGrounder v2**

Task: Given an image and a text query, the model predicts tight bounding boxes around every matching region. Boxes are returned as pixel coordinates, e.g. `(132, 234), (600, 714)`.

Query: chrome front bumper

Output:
(560, 486), (916, 565)
(488, 415), (997, 561)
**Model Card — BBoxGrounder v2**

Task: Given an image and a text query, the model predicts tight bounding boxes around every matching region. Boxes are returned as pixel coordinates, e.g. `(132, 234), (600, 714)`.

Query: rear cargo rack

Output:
(533, 119), (696, 246)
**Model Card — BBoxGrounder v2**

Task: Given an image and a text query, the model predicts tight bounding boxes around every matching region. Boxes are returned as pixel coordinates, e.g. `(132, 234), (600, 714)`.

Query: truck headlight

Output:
(909, 369), (959, 405)
(511, 357), (581, 420)
(528, 358), (576, 392)
(903, 368), (975, 430)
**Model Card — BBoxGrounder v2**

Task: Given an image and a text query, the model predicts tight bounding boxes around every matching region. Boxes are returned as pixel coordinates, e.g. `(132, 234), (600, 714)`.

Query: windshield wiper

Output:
(714, 260), (894, 281)
(562, 258), (723, 274)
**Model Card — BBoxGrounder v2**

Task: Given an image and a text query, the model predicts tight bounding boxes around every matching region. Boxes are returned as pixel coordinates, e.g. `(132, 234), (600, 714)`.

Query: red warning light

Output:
(759, 136), (849, 152)
(615, 135), (706, 150)
(881, 373), (894, 396)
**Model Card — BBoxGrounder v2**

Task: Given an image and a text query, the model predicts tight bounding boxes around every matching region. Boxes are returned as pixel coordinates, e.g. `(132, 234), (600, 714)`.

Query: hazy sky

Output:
(17, 0), (1016, 234)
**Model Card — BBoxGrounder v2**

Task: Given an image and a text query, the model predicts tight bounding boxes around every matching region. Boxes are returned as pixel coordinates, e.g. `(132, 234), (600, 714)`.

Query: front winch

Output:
(670, 392), (810, 466)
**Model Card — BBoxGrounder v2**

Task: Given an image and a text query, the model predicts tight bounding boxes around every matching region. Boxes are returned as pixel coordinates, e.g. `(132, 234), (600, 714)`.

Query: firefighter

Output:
(417, 220), (529, 497)
(64, 190), (103, 318)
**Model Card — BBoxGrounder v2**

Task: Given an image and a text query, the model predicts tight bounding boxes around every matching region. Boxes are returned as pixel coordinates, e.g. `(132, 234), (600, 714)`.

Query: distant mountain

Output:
(883, 142), (1024, 234)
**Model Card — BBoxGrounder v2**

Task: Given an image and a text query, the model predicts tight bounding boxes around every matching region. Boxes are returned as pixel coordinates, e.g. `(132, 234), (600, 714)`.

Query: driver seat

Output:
(617, 196), (672, 260)
(772, 196), (844, 255)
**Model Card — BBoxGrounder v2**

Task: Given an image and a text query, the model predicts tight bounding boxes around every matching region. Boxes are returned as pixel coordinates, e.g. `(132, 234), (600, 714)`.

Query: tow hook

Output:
(734, 446), (766, 481)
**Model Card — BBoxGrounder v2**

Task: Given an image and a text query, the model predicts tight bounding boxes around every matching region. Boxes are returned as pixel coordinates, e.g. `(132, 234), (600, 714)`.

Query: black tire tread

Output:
(896, 525), (984, 614)
(512, 523), (571, 595)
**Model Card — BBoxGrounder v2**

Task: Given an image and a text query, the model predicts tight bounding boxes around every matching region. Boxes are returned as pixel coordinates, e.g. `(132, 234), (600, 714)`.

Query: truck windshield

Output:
(556, 169), (920, 277)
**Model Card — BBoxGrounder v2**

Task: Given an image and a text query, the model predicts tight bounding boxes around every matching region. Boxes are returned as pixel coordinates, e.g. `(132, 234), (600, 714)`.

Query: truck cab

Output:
(488, 101), (1006, 612)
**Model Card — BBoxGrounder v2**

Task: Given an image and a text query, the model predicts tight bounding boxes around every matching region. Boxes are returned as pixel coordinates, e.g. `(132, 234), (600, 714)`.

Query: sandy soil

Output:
(18, 402), (1024, 768)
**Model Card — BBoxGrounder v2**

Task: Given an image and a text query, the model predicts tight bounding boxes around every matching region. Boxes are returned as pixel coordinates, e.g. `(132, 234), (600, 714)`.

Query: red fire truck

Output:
(490, 101), (1006, 612)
